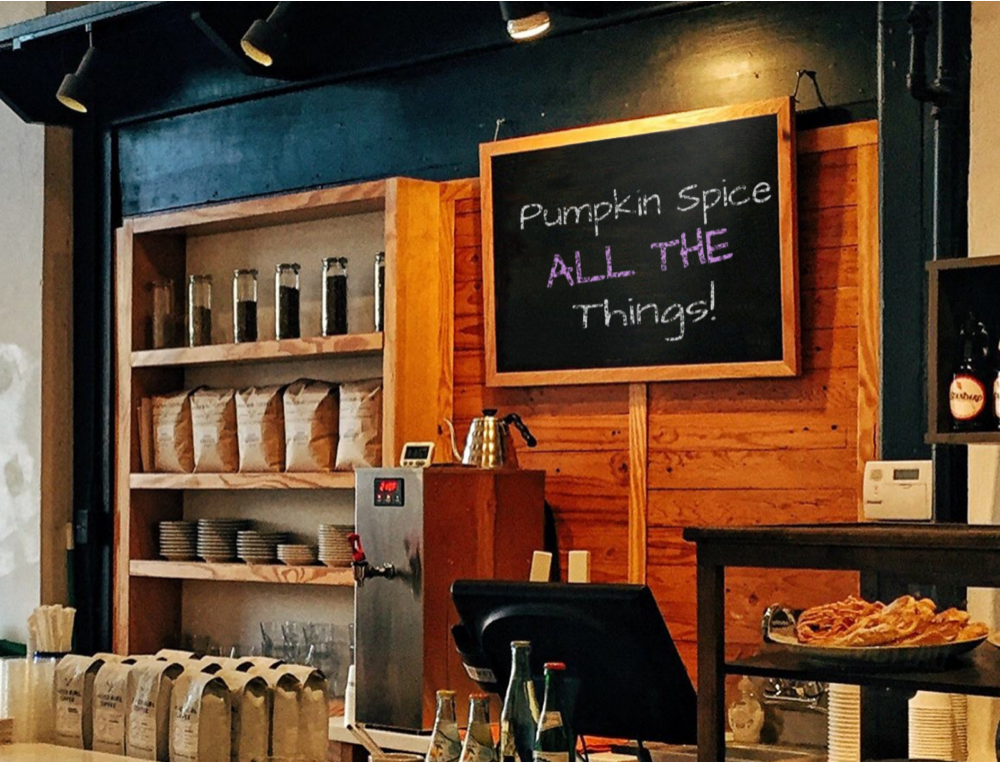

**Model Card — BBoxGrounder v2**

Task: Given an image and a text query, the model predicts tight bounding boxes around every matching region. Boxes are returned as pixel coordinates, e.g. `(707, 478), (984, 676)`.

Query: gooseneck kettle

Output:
(444, 409), (537, 468)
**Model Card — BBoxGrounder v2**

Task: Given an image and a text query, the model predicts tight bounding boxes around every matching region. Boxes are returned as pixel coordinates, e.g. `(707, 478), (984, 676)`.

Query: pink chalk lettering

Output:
(651, 240), (680, 271)
(706, 229), (732, 263)
(604, 246), (635, 280)
(546, 254), (575, 289)
(575, 250), (606, 285)
(678, 229), (705, 267)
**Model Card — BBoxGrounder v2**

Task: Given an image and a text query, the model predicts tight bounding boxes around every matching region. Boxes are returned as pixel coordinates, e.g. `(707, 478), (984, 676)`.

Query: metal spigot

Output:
(348, 532), (397, 587)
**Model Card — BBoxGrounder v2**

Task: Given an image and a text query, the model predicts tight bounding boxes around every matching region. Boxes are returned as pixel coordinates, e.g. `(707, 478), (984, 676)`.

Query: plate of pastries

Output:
(762, 595), (990, 668)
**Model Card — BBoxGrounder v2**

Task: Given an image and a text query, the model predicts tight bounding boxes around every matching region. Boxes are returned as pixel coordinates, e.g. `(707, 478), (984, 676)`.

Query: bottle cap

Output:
(544, 662), (566, 671)
(511, 640), (531, 648)
(436, 689), (456, 697)
(470, 692), (489, 700)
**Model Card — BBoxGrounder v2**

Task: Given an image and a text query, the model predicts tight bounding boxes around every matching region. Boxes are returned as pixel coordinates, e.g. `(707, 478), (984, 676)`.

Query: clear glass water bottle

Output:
(322, 257), (349, 336)
(533, 663), (572, 762)
(151, 280), (176, 349)
(426, 689), (462, 762)
(461, 693), (498, 762)
(374, 251), (386, 332)
(275, 263), (301, 340)
(233, 268), (258, 343)
(500, 641), (539, 762)
(188, 274), (212, 347)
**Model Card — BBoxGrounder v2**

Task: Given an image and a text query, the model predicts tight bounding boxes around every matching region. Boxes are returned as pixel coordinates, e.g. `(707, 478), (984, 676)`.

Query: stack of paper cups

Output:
(828, 683), (861, 762)
(909, 691), (968, 761)
(0, 657), (28, 743)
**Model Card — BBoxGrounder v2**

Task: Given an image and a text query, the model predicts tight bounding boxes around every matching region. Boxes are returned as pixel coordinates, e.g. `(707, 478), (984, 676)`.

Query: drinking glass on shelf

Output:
(260, 621), (282, 658)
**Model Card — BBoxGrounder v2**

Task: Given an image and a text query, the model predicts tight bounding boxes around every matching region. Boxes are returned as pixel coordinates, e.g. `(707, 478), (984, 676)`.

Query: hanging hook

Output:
(493, 117), (506, 141)
(791, 69), (828, 109)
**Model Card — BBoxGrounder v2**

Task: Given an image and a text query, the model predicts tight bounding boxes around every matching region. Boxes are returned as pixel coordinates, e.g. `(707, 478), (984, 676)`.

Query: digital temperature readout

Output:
(373, 478), (405, 507)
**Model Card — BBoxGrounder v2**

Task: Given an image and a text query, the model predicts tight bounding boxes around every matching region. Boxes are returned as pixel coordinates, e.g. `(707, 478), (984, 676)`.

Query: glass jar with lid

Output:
(151, 279), (176, 349)
(275, 263), (301, 340)
(233, 268), (259, 343)
(322, 257), (348, 336)
(188, 274), (212, 347)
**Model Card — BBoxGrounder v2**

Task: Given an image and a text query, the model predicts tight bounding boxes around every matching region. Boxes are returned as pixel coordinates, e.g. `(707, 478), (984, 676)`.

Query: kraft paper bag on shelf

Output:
(283, 380), (339, 472)
(54, 654), (106, 749)
(152, 391), (194, 473)
(168, 671), (231, 762)
(235, 656), (283, 673)
(190, 388), (239, 473)
(248, 667), (300, 758)
(126, 659), (184, 761)
(282, 664), (330, 762)
(217, 670), (270, 762)
(92, 658), (138, 756)
(154, 650), (199, 663)
(236, 385), (286, 472)
(196, 656), (257, 675)
(336, 379), (383, 469)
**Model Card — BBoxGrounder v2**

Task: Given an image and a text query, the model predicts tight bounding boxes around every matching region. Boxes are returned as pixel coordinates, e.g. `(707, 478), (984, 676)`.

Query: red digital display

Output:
(373, 478), (405, 506)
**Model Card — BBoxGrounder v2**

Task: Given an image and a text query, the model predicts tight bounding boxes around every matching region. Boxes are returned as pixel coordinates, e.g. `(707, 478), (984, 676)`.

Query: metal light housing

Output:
(56, 46), (96, 113)
(500, 2), (552, 41)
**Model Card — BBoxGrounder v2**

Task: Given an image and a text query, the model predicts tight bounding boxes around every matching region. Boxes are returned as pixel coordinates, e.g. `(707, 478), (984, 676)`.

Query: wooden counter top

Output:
(683, 522), (1000, 549)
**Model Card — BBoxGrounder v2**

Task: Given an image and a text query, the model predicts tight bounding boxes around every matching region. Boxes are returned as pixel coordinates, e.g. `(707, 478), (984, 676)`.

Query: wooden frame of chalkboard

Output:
(480, 97), (799, 387)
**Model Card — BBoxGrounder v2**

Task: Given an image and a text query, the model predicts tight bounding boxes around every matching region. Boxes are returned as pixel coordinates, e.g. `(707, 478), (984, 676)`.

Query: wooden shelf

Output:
(132, 333), (384, 368)
(927, 431), (1000, 445)
(130, 472), (356, 490)
(130, 560), (354, 586)
(728, 645), (1000, 699)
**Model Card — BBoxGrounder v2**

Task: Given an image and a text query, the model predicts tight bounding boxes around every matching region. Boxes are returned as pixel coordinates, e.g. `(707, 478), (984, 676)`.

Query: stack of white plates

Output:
(236, 530), (289, 564)
(909, 691), (967, 761)
(828, 683), (860, 762)
(159, 521), (197, 561)
(318, 524), (354, 567)
(197, 519), (250, 563)
(277, 544), (318, 566)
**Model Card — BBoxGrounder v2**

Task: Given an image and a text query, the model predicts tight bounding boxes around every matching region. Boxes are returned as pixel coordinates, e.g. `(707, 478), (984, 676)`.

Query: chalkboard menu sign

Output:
(480, 98), (798, 387)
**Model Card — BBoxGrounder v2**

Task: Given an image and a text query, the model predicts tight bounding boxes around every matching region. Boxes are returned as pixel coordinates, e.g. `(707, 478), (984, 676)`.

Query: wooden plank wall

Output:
(442, 121), (879, 681)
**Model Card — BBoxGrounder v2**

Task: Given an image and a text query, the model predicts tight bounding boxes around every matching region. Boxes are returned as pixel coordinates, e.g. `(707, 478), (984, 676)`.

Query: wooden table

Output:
(683, 523), (1000, 762)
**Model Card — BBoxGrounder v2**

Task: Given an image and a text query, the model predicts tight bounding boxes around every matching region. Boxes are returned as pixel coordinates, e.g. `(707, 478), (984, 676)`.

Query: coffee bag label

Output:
(950, 375), (986, 420)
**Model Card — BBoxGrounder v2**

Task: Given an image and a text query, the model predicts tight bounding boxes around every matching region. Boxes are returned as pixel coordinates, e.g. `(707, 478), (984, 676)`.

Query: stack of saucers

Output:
(159, 521), (198, 561)
(318, 524), (354, 567)
(236, 530), (289, 564)
(197, 518), (250, 563)
(276, 544), (318, 566)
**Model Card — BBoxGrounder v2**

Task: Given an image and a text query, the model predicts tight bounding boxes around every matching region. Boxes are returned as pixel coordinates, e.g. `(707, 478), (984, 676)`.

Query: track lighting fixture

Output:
(241, 2), (295, 67)
(56, 26), (96, 114)
(500, 2), (552, 42)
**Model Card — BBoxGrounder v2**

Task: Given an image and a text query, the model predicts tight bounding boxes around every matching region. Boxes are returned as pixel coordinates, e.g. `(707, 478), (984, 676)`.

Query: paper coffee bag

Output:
(191, 388), (239, 473)
(236, 385), (285, 472)
(218, 670), (270, 762)
(127, 660), (184, 761)
(249, 667), (300, 757)
(335, 379), (383, 469)
(152, 391), (194, 473)
(283, 664), (330, 762)
(169, 671), (231, 762)
(54, 654), (106, 749)
(92, 658), (137, 755)
(283, 380), (339, 472)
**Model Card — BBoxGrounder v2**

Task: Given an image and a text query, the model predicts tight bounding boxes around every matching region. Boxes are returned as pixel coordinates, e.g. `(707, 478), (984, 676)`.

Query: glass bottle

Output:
(533, 663), (572, 762)
(188, 274), (212, 347)
(461, 693), (498, 762)
(233, 268), (259, 343)
(374, 251), (386, 332)
(275, 263), (301, 340)
(151, 280), (176, 349)
(426, 690), (462, 762)
(500, 641), (539, 762)
(322, 257), (349, 336)
(950, 312), (989, 431)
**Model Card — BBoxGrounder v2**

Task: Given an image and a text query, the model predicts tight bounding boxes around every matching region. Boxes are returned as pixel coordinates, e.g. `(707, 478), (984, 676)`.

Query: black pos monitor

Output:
(451, 580), (697, 745)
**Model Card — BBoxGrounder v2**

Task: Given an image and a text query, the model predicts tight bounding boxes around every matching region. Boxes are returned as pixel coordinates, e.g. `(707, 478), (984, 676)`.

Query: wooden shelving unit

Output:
(927, 255), (1000, 444)
(114, 177), (454, 654)
(132, 333), (384, 368)
(130, 560), (354, 587)
(130, 472), (356, 490)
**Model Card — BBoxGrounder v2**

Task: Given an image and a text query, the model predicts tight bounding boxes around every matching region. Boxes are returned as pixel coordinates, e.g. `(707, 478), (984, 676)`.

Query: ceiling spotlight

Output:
(56, 27), (96, 114)
(500, 2), (552, 42)
(241, 2), (296, 67)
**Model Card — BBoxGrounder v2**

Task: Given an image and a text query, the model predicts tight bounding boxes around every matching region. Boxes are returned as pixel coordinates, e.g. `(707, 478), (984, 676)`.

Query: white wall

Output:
(967, 3), (1000, 759)
(0, 1), (72, 645)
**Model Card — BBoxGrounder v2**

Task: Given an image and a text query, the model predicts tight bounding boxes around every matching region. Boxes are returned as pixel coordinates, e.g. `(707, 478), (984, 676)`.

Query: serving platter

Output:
(762, 604), (988, 669)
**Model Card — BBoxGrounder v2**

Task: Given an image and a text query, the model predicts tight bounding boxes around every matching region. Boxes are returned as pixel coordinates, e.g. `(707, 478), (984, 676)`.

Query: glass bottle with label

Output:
(533, 663), (572, 762)
(950, 313), (989, 431)
(460, 693), (498, 762)
(426, 690), (462, 762)
(500, 641), (539, 762)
